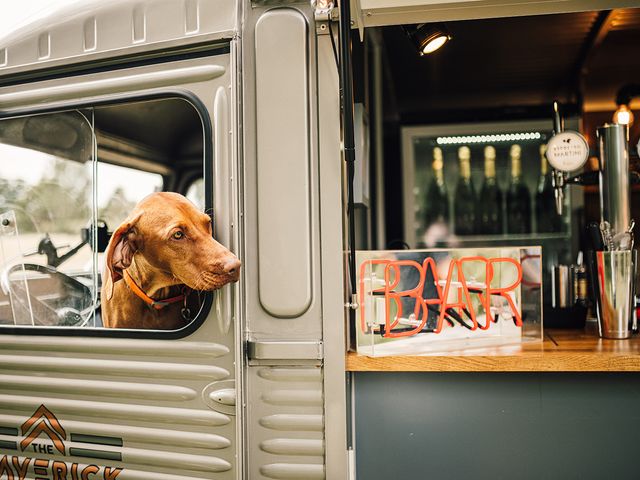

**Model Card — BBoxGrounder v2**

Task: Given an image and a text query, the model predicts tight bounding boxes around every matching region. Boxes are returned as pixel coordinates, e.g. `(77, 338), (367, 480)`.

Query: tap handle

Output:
(553, 101), (564, 135)
(551, 169), (566, 216)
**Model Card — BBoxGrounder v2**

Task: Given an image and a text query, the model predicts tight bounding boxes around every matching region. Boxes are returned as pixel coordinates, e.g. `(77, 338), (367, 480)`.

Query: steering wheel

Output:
(0, 263), (97, 327)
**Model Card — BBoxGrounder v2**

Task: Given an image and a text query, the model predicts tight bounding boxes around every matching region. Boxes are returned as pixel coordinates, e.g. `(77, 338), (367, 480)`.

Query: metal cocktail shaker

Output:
(594, 250), (634, 339)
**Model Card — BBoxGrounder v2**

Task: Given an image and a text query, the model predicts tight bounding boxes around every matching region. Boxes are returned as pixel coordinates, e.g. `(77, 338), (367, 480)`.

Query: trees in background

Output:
(1, 158), (135, 235)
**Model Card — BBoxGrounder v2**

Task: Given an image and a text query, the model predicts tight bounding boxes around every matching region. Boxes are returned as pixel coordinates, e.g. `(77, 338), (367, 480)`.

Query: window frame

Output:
(0, 90), (215, 339)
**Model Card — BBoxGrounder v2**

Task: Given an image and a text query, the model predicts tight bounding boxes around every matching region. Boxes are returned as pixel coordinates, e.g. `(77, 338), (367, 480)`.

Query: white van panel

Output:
(0, 344), (236, 478)
(357, 0), (638, 26)
(0, 53), (239, 480)
(0, 64), (224, 110)
(0, 0), (238, 77)
(255, 9), (312, 319)
(247, 366), (325, 480)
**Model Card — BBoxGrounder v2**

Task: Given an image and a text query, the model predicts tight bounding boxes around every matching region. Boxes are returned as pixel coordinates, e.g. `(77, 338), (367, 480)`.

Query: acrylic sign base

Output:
(356, 247), (543, 357)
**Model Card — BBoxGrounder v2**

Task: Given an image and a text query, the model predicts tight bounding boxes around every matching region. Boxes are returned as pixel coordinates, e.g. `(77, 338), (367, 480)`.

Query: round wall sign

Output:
(546, 131), (589, 172)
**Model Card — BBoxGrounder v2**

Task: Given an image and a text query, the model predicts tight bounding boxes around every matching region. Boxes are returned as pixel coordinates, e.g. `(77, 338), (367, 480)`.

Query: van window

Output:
(98, 163), (163, 229)
(0, 97), (210, 334)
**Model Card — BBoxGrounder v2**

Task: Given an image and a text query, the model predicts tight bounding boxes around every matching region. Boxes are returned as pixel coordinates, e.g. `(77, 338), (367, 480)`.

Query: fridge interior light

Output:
(436, 132), (542, 145)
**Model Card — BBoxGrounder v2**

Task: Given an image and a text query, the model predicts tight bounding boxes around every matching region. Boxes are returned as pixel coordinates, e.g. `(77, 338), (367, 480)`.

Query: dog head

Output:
(103, 192), (241, 300)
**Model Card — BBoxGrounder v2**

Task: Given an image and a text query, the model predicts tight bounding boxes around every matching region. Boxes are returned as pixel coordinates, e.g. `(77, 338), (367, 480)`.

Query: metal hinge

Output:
(345, 293), (359, 310)
(312, 0), (335, 21)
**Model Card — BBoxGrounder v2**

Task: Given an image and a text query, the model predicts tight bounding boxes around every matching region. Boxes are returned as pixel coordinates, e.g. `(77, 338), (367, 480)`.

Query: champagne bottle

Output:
(535, 144), (561, 233)
(477, 145), (503, 235)
(424, 147), (449, 227)
(506, 144), (531, 234)
(454, 146), (476, 235)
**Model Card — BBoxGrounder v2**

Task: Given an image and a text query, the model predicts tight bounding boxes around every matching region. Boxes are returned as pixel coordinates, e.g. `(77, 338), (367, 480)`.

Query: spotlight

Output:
(403, 23), (452, 56)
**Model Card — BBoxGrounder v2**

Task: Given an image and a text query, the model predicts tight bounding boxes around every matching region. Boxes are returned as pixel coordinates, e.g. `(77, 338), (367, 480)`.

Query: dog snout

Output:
(223, 257), (242, 281)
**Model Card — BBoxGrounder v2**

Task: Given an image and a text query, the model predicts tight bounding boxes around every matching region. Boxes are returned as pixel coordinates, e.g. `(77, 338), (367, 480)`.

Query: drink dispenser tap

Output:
(551, 168), (566, 215)
(545, 102), (590, 216)
(591, 123), (636, 339)
(597, 124), (631, 239)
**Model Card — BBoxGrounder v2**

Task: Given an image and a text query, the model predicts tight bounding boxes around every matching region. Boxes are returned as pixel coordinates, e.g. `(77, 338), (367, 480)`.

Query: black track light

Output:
(403, 22), (452, 56)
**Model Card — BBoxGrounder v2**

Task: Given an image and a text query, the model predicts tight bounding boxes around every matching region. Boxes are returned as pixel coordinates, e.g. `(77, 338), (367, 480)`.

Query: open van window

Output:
(0, 96), (209, 334)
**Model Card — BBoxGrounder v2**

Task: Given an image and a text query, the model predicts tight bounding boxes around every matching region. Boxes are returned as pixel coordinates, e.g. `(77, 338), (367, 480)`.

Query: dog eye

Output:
(172, 231), (185, 240)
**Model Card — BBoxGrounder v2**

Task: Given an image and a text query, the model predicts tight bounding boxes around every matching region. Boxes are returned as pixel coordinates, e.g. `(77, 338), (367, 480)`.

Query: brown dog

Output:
(101, 192), (240, 329)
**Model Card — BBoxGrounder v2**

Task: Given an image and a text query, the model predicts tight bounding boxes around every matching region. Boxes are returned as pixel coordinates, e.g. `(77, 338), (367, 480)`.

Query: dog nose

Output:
(223, 257), (242, 278)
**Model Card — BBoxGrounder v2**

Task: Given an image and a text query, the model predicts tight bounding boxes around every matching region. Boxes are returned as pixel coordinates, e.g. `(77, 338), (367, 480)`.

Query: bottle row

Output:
(419, 143), (564, 236)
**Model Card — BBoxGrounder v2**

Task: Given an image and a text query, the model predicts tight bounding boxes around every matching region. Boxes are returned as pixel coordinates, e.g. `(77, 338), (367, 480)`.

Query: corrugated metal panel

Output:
(0, 413), (230, 449)
(248, 367), (325, 479)
(0, 336), (230, 357)
(0, 355), (230, 380)
(0, 375), (198, 400)
(0, 0), (238, 77)
(0, 64), (224, 111)
(0, 340), (235, 479)
(0, 49), (238, 480)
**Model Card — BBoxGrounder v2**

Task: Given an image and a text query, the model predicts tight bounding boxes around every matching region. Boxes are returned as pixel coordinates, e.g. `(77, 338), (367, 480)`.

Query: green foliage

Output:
(15, 158), (91, 233)
(0, 157), (134, 235)
(99, 186), (136, 228)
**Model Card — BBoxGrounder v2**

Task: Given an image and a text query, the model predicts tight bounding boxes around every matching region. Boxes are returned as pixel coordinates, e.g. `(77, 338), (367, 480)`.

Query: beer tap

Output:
(545, 101), (590, 216)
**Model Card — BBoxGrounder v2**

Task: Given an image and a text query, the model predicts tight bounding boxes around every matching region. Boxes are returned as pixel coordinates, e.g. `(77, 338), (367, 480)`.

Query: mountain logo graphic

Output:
(19, 405), (67, 455)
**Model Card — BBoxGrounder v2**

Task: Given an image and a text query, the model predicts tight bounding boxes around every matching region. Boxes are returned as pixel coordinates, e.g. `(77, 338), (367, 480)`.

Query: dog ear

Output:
(103, 212), (143, 301)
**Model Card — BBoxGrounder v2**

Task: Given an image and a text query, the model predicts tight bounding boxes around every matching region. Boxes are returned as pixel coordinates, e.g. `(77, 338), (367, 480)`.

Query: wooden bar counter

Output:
(346, 325), (640, 372)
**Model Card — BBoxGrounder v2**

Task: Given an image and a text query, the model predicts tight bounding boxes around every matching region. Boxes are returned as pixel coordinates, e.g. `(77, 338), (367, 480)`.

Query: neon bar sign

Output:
(359, 256), (523, 338)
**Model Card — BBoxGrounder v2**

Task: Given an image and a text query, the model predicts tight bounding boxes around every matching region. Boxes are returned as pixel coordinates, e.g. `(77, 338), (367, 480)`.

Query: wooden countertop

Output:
(346, 326), (640, 372)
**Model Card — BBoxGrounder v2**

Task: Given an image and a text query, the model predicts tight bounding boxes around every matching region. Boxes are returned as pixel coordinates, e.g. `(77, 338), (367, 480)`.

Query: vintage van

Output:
(0, 1), (345, 478)
(0, 0), (638, 479)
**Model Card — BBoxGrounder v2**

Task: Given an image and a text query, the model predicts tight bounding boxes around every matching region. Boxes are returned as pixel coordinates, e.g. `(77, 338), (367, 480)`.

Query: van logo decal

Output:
(20, 405), (67, 455)
(0, 405), (124, 479)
